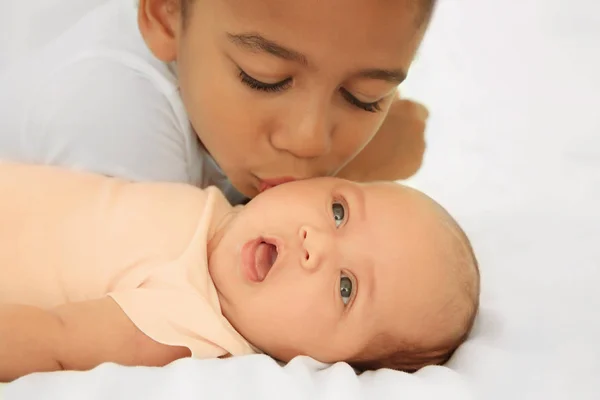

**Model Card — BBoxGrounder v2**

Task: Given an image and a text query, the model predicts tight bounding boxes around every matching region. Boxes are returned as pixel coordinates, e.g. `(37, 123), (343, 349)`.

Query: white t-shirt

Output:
(0, 0), (246, 204)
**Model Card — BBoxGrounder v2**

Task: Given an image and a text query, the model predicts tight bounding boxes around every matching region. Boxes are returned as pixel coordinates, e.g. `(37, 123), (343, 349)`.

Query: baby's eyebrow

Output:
(346, 259), (376, 323)
(226, 32), (309, 66)
(349, 185), (367, 223)
(365, 258), (377, 308)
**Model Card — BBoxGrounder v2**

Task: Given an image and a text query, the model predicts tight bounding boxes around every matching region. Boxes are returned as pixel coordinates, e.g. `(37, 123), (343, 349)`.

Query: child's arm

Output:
(337, 97), (429, 182)
(0, 298), (190, 383)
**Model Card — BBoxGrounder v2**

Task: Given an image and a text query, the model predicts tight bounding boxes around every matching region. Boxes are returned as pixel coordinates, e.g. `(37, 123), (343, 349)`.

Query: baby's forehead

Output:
(361, 182), (442, 225)
(366, 244), (465, 345)
(363, 180), (420, 200)
(354, 182), (476, 349)
(361, 184), (459, 291)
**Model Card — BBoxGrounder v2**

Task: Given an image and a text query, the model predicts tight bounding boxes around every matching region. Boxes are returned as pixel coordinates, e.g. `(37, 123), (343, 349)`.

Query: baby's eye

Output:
(332, 202), (345, 228)
(340, 274), (353, 306)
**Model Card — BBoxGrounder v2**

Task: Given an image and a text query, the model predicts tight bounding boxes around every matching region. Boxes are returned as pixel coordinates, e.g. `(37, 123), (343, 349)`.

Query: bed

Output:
(2, 0), (600, 399)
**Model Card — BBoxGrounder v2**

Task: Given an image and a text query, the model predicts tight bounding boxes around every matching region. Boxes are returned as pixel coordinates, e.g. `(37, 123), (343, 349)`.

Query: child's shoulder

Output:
(0, 0), (207, 186)
(2, 0), (174, 92)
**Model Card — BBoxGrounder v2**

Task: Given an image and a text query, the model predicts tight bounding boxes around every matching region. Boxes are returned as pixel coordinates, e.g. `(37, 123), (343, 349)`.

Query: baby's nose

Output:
(298, 226), (327, 271)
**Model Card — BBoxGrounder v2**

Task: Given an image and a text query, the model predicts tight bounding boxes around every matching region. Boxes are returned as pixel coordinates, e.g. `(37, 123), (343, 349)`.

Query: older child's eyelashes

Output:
(339, 87), (382, 113)
(238, 69), (292, 93)
(332, 201), (346, 228)
(238, 69), (382, 112)
(340, 273), (354, 306)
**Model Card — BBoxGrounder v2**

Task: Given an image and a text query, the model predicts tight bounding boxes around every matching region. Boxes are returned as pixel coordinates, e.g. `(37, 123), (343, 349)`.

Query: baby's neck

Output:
(206, 193), (242, 262)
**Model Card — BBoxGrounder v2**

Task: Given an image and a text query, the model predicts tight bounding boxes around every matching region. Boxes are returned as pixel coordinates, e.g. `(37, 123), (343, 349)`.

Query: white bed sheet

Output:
(3, 0), (600, 399)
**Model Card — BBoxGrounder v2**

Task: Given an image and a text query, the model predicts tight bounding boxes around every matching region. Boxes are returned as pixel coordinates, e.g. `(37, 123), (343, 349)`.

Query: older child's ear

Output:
(138, 0), (181, 62)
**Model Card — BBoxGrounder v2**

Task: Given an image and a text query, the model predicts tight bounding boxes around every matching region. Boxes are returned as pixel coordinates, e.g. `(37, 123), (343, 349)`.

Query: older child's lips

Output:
(258, 177), (296, 193)
(241, 238), (278, 283)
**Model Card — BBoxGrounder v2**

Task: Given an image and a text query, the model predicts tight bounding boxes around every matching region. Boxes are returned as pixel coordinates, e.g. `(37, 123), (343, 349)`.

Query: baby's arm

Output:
(0, 298), (190, 383)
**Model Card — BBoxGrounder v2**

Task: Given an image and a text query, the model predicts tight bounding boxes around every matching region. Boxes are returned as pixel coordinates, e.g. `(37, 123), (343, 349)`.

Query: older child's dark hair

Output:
(419, 0), (438, 27)
(181, 0), (438, 28)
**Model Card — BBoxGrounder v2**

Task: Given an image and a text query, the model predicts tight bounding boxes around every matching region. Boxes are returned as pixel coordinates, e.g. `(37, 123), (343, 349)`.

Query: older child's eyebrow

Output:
(357, 68), (406, 84)
(226, 33), (406, 84)
(226, 32), (308, 65)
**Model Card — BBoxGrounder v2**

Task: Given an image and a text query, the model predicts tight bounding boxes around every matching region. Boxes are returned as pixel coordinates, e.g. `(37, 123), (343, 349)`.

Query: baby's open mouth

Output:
(255, 241), (278, 282)
(253, 240), (278, 282)
(241, 237), (280, 283)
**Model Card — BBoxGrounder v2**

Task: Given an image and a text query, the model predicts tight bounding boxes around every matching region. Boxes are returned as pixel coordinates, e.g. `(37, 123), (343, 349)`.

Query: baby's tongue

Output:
(254, 242), (276, 282)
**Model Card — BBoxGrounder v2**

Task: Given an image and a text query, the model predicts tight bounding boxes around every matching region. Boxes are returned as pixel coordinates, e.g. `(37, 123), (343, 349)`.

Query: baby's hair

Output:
(349, 207), (480, 373)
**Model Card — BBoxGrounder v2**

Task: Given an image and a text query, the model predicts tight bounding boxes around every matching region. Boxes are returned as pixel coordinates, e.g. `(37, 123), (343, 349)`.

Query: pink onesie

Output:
(0, 163), (255, 358)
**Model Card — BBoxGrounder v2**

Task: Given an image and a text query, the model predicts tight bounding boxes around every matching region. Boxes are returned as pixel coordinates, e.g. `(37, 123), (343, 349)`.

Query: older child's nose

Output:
(298, 225), (331, 271)
(271, 108), (332, 159)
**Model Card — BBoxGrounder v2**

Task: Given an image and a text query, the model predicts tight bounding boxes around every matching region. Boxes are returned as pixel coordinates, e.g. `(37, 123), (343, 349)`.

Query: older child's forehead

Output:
(216, 0), (423, 57)
(226, 0), (421, 34)
(220, 0), (418, 15)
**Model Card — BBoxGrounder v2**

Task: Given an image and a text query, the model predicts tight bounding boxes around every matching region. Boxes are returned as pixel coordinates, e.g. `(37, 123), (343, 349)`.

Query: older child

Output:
(0, 0), (433, 203)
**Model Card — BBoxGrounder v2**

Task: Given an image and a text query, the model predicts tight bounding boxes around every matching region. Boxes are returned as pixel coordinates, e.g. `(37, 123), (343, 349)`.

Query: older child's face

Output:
(208, 179), (458, 363)
(174, 0), (427, 197)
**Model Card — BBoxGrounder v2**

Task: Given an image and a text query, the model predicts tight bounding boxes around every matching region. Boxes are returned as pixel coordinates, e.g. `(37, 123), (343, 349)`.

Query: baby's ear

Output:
(137, 0), (181, 62)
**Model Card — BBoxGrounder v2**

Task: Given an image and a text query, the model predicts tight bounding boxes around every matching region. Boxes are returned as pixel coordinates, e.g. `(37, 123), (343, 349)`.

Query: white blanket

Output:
(3, 0), (600, 399)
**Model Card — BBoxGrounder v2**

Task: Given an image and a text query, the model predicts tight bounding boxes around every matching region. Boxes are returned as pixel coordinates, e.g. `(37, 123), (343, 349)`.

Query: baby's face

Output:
(208, 178), (458, 363)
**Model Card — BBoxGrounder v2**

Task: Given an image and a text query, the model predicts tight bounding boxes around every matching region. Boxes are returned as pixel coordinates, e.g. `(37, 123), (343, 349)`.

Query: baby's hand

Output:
(337, 96), (429, 182)
(0, 299), (189, 382)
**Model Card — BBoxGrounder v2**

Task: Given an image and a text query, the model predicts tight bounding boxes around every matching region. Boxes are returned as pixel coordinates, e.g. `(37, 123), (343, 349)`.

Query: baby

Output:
(0, 163), (479, 382)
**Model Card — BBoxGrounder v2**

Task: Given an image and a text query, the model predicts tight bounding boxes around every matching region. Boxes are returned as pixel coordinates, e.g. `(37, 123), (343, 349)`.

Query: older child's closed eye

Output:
(238, 69), (292, 93)
(238, 68), (383, 113)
